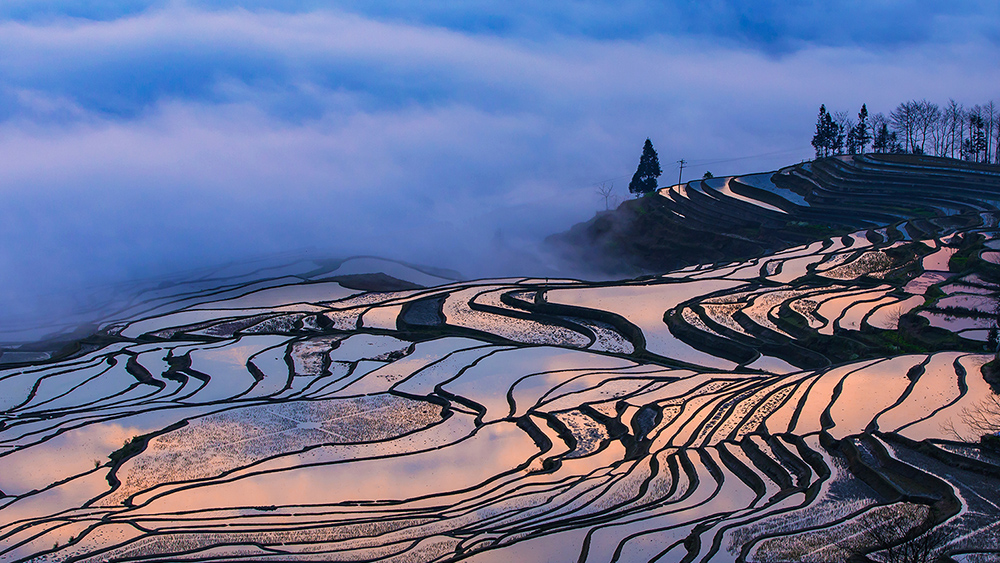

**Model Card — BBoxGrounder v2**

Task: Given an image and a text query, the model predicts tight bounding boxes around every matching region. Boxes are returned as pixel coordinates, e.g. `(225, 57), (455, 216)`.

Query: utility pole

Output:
(677, 159), (686, 187)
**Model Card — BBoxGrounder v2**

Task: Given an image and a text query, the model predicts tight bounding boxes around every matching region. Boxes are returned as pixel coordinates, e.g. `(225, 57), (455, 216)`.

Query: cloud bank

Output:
(1, 2), (998, 336)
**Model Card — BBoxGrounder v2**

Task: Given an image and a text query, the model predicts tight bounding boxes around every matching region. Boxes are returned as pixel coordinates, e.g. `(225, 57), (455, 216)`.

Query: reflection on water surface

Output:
(2, 233), (1000, 562)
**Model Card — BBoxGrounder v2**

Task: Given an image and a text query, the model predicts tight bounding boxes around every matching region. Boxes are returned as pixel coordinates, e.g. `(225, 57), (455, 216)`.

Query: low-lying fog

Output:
(2, 1), (998, 341)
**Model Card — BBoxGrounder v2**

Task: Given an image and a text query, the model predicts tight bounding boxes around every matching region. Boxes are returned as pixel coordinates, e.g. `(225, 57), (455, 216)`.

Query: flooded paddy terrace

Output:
(4, 214), (1000, 560)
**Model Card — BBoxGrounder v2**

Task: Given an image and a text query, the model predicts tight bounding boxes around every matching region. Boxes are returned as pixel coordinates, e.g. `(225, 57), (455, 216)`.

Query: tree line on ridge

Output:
(813, 99), (1000, 163)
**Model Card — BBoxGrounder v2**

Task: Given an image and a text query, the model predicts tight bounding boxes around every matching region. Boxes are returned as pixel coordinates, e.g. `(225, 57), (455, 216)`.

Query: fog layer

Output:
(1, 3), (998, 336)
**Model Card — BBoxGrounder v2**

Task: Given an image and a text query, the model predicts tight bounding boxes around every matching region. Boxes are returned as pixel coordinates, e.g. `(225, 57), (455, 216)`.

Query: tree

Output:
(994, 108), (1000, 164)
(873, 123), (893, 154)
(847, 126), (861, 155)
(972, 112), (988, 162)
(872, 113), (902, 154)
(985, 101), (997, 164)
(854, 521), (948, 563)
(914, 100), (941, 154)
(809, 97), (1000, 160)
(891, 101), (919, 153)
(702, 171), (714, 179)
(831, 111), (850, 154)
(929, 105), (949, 156)
(812, 105), (832, 158)
(943, 393), (1000, 442)
(628, 138), (662, 196)
(963, 110), (988, 162)
(946, 99), (965, 158)
(852, 104), (871, 153)
(596, 182), (616, 211)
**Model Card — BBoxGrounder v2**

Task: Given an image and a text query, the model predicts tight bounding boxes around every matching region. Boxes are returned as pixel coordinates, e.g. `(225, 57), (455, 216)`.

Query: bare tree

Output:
(884, 305), (905, 329)
(891, 101), (919, 153)
(929, 105), (950, 157)
(942, 392), (1000, 442)
(941, 299), (1000, 441)
(961, 393), (1000, 436)
(945, 100), (965, 159)
(860, 521), (949, 563)
(872, 112), (888, 143)
(914, 100), (940, 155)
(984, 101), (996, 163)
(596, 182), (616, 211)
(816, 98), (997, 161)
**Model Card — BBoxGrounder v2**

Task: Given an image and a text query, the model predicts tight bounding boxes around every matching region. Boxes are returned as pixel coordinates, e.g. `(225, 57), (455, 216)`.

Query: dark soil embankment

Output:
(547, 194), (834, 276)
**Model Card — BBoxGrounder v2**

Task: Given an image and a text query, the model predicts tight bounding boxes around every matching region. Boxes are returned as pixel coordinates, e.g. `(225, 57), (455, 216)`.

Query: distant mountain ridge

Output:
(549, 154), (1000, 276)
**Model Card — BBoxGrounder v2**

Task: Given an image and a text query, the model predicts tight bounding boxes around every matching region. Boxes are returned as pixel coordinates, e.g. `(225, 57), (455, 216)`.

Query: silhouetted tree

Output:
(989, 298), (1000, 361)
(872, 113), (902, 154)
(847, 126), (861, 154)
(812, 105), (837, 157)
(914, 100), (941, 154)
(971, 111), (988, 162)
(853, 521), (948, 563)
(628, 139), (662, 196)
(873, 123), (888, 154)
(993, 104), (1000, 164)
(812, 98), (1000, 161)
(985, 101), (997, 163)
(850, 104), (871, 154)
(702, 171), (714, 179)
(891, 100), (920, 153)
(945, 99), (965, 158)
(943, 392), (1000, 443)
(832, 111), (851, 154)
(596, 182), (616, 211)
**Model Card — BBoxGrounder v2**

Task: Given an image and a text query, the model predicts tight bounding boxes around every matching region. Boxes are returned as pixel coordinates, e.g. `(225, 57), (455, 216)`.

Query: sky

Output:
(1, 0), (999, 335)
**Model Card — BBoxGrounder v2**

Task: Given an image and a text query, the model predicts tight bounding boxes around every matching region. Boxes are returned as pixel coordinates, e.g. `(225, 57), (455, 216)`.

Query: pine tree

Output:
(847, 128), (860, 154)
(872, 122), (901, 154)
(828, 112), (844, 154)
(974, 116), (988, 162)
(628, 138), (662, 196)
(812, 105), (830, 158)
(853, 104), (871, 153)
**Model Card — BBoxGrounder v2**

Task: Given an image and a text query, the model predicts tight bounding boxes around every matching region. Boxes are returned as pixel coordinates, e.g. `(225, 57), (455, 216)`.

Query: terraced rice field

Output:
(4, 157), (1000, 562)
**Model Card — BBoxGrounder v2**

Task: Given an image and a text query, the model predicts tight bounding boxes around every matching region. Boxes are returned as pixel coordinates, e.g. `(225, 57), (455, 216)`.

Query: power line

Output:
(579, 146), (809, 199)
(587, 147), (806, 187)
(686, 147), (808, 167)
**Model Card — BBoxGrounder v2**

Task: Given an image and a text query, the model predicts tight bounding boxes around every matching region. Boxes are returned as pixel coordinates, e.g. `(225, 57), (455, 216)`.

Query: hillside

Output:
(550, 154), (1000, 275)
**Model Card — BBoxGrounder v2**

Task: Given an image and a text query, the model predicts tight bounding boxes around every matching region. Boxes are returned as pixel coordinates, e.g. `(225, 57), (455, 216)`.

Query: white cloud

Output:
(0, 4), (998, 333)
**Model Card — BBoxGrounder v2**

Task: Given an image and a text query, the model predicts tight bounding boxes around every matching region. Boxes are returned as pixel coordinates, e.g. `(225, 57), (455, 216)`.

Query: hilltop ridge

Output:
(549, 154), (1000, 276)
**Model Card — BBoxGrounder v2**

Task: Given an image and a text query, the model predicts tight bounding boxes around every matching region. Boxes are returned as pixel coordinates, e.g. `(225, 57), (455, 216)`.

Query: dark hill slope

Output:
(550, 154), (1000, 275)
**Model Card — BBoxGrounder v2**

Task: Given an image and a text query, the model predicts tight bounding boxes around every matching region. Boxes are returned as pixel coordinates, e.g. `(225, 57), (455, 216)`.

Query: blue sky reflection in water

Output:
(1, 0), (999, 330)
